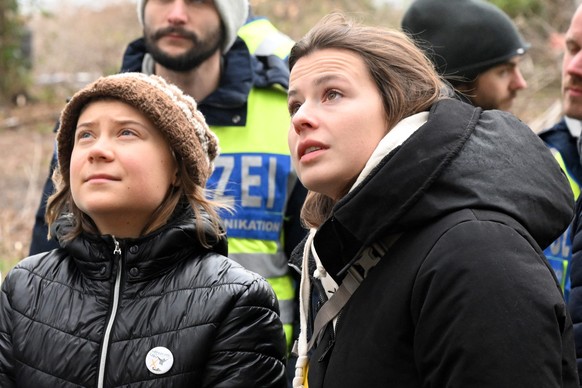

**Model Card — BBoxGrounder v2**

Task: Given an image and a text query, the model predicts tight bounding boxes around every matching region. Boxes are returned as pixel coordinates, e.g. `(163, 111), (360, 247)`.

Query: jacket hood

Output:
(53, 202), (227, 281)
(306, 99), (574, 276)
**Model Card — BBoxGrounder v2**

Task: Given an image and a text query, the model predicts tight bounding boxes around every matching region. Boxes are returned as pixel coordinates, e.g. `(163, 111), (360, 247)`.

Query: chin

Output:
(564, 100), (582, 119)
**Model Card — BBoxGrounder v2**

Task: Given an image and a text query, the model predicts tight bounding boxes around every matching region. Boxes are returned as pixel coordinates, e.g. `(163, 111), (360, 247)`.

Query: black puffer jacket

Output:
(0, 207), (287, 387)
(293, 99), (578, 387)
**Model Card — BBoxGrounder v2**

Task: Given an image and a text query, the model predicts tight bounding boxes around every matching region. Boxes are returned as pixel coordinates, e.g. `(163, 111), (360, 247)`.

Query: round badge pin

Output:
(145, 346), (174, 375)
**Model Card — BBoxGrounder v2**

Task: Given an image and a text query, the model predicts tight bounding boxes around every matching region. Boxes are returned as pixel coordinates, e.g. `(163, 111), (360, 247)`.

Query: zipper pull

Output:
(112, 236), (121, 256)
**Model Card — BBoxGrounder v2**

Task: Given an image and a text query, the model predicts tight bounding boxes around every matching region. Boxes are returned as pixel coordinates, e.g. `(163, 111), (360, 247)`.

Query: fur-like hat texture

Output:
(57, 73), (219, 187)
(137, 0), (249, 54)
(402, 0), (529, 83)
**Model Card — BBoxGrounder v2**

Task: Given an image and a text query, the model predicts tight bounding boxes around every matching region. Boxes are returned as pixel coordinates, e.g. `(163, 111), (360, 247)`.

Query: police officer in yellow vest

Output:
(540, 118), (582, 301)
(29, 0), (305, 359)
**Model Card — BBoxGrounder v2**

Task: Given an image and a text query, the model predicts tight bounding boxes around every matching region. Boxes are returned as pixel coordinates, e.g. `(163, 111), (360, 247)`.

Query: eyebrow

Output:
(288, 74), (347, 98)
(497, 60), (519, 69)
(76, 119), (147, 129)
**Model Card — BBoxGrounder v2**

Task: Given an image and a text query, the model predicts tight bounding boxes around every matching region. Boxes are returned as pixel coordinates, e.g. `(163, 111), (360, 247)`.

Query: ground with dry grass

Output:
(0, 104), (59, 272)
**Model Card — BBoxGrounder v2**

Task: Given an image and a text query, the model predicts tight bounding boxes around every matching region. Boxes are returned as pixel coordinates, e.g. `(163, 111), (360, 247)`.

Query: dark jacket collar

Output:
(58, 205), (227, 281)
(120, 36), (289, 127)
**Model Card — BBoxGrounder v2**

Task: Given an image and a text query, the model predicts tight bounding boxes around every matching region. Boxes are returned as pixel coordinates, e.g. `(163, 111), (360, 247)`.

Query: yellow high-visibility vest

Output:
(238, 18), (295, 59)
(208, 86), (297, 348)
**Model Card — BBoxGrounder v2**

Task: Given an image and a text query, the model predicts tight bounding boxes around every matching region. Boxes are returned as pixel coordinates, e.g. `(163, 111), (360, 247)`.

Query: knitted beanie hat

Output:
(56, 73), (219, 187)
(136, 0), (249, 54)
(402, 0), (529, 82)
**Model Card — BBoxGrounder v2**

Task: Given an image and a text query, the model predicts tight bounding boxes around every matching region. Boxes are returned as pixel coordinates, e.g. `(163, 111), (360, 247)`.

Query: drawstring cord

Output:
(293, 228), (317, 388)
(293, 228), (340, 387)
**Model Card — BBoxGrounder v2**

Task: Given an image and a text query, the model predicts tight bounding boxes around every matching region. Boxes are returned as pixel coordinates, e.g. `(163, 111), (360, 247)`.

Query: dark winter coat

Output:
(293, 99), (578, 387)
(569, 197), (582, 386)
(0, 206), (287, 387)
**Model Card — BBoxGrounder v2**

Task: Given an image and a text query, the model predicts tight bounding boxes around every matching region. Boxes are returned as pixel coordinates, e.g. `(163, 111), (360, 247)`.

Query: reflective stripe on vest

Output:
(551, 148), (581, 199)
(238, 18), (295, 59)
(545, 148), (580, 299)
(207, 87), (296, 335)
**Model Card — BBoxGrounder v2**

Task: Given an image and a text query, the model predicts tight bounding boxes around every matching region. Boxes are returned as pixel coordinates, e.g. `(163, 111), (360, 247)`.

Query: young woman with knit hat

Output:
(0, 73), (287, 387)
(287, 13), (578, 388)
(29, 0), (304, 363)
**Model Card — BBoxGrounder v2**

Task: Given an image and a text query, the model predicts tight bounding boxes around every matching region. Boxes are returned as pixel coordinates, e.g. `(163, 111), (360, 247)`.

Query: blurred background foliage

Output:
(0, 0), (31, 106)
(0, 0), (578, 113)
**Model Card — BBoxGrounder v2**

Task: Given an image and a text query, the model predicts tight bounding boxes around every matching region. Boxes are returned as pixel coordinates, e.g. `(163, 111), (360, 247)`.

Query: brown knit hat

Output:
(56, 73), (219, 187)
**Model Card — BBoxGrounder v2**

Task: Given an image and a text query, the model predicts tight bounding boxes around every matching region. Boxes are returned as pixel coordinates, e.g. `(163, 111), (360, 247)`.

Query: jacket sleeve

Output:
(0, 276), (17, 387)
(413, 219), (578, 387)
(202, 275), (287, 388)
(568, 197), (582, 385)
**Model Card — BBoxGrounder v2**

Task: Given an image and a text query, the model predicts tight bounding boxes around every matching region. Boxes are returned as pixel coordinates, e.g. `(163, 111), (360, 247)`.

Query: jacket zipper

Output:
(97, 236), (123, 388)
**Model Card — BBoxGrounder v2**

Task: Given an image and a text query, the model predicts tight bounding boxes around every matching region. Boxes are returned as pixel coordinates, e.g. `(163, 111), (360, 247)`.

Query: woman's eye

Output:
(120, 129), (136, 137)
(76, 130), (93, 141)
(326, 90), (341, 101)
(288, 102), (301, 116)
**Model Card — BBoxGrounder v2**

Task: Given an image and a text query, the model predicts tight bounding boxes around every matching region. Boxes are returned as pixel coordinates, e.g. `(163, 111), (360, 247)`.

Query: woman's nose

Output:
(87, 138), (114, 162)
(291, 103), (318, 135)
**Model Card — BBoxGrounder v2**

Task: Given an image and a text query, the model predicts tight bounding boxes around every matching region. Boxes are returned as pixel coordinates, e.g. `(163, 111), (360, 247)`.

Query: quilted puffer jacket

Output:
(0, 207), (287, 387)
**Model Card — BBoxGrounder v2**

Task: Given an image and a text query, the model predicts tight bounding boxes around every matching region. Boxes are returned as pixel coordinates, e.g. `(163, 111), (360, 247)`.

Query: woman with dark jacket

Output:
(0, 73), (286, 387)
(286, 13), (579, 388)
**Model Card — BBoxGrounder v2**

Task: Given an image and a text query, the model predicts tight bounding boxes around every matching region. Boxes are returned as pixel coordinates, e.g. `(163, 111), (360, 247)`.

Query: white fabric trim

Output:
(565, 116), (582, 139)
(293, 228), (317, 388)
(350, 112), (429, 192)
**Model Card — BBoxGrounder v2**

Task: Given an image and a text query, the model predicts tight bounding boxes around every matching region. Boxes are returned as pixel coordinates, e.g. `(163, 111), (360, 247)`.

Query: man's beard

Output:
(144, 25), (224, 72)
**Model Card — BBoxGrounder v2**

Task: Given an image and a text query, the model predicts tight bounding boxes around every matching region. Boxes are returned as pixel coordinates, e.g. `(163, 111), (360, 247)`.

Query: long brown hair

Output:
(289, 13), (446, 228)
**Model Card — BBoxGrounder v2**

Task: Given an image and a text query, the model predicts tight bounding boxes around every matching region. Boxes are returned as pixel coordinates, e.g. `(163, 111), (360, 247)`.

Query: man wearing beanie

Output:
(29, 0), (305, 371)
(401, 0), (529, 111)
(0, 72), (288, 387)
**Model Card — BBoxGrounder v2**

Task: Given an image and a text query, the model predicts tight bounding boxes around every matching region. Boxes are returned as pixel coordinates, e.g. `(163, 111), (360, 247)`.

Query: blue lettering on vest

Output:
(543, 224), (572, 301)
(207, 153), (291, 241)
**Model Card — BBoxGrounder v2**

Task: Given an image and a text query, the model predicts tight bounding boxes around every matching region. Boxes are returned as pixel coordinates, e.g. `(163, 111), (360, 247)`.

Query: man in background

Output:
(534, 5), (582, 302)
(401, 0), (529, 111)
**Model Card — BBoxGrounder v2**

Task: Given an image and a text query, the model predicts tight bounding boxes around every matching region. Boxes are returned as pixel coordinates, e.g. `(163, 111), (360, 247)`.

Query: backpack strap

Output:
(307, 233), (401, 351)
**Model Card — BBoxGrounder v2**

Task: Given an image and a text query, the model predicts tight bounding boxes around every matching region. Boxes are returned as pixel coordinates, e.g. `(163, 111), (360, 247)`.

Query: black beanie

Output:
(401, 0), (529, 83)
